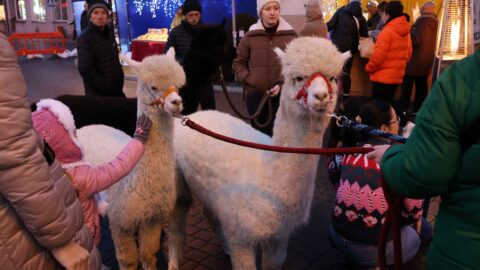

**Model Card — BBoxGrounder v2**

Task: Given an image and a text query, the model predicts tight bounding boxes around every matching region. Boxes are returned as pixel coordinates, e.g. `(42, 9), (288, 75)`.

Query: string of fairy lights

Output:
(132, 0), (182, 19)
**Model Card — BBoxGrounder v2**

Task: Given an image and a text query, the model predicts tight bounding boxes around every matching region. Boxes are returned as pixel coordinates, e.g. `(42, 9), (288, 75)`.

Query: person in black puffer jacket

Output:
(165, 0), (225, 115)
(327, 0), (368, 98)
(77, 0), (125, 97)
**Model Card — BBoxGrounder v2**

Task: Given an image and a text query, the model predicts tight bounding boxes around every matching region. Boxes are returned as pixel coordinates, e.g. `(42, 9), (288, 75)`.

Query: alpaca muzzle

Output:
(150, 86), (179, 108)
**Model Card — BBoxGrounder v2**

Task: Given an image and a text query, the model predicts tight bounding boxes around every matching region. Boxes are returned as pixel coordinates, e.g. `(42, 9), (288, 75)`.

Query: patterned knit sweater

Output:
(328, 139), (424, 245)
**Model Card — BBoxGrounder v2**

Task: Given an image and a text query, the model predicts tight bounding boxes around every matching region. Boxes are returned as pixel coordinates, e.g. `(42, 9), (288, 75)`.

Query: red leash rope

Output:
(181, 117), (373, 155)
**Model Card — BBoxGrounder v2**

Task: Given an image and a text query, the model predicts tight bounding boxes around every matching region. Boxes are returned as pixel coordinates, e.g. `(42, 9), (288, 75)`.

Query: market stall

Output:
(130, 28), (168, 61)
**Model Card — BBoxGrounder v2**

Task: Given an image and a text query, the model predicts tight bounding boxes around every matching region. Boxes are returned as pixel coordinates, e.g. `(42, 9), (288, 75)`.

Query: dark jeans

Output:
(98, 216), (119, 269)
(179, 82), (216, 115)
(329, 225), (420, 267)
(371, 82), (398, 107)
(246, 93), (280, 137)
(400, 75), (429, 113)
(341, 57), (354, 96)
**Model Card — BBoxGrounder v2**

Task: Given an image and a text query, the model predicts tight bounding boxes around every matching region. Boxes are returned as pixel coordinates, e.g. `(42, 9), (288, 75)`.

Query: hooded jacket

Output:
(381, 49), (480, 270)
(299, 2), (328, 38)
(366, 15), (412, 84)
(0, 33), (101, 270)
(232, 17), (296, 96)
(405, 13), (438, 76)
(327, 1), (368, 53)
(31, 99), (145, 246)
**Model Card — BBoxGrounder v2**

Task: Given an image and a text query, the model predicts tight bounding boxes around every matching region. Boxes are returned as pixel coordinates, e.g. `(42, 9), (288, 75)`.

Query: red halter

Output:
(296, 72), (334, 109)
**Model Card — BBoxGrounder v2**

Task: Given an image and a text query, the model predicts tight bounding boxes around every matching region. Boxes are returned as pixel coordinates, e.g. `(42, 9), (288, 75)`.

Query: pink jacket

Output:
(65, 139), (144, 245)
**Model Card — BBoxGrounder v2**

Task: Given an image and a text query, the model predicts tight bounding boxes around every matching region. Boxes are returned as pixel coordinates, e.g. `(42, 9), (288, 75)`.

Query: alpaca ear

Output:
(274, 47), (286, 61)
(166, 47), (176, 60)
(120, 54), (141, 74)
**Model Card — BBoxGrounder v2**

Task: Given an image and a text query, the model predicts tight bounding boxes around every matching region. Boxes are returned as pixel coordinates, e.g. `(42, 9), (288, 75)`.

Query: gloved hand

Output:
(133, 114), (152, 144)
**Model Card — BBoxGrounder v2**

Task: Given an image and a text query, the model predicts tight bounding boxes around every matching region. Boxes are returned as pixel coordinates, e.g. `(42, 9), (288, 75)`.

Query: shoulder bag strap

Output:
(352, 15), (360, 37)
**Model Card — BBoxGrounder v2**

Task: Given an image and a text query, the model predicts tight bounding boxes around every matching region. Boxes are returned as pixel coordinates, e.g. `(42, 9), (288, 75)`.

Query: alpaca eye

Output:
(295, 76), (304, 82)
(150, 86), (158, 91)
(329, 77), (335, 81)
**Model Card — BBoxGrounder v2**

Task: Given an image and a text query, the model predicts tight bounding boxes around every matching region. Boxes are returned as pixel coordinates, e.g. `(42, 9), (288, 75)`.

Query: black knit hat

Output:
(385, 1), (403, 19)
(88, 0), (110, 18)
(182, 0), (202, 15)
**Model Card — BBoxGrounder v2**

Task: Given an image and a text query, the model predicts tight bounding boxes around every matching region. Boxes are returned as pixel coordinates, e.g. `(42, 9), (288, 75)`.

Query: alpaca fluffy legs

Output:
(167, 179), (193, 270)
(110, 226), (139, 270)
(230, 245), (256, 270)
(261, 236), (289, 270)
(138, 221), (162, 270)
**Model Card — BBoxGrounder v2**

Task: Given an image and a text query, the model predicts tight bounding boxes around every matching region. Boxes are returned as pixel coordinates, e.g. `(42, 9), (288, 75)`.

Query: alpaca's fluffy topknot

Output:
(137, 55), (186, 90)
(279, 37), (349, 79)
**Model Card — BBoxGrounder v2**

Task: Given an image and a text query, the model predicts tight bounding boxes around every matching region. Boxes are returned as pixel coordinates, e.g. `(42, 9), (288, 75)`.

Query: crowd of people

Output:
(1, 0), (479, 269)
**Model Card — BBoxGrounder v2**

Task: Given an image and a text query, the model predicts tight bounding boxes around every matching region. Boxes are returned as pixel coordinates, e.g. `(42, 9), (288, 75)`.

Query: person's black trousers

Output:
(246, 93), (280, 137)
(371, 82), (398, 107)
(341, 57), (354, 97)
(400, 75), (428, 113)
(179, 82), (216, 115)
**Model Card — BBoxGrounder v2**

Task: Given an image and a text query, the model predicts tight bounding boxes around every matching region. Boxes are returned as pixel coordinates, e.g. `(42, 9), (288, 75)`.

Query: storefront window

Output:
(52, 0), (67, 21)
(32, 0), (46, 21)
(16, 0), (27, 21)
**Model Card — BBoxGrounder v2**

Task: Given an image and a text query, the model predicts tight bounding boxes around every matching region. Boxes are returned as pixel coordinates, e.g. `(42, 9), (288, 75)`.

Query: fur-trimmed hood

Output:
(248, 17), (294, 33)
(33, 99), (87, 168)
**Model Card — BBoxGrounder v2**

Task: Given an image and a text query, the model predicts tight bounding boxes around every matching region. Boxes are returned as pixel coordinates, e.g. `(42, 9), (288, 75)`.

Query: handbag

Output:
(352, 16), (375, 58)
(359, 37), (374, 58)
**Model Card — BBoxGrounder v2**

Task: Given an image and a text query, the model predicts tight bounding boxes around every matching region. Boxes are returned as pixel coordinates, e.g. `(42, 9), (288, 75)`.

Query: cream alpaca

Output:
(168, 37), (351, 270)
(78, 49), (184, 270)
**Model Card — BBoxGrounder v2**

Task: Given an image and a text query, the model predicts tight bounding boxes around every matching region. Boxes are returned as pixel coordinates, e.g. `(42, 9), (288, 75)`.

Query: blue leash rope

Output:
(330, 114), (407, 143)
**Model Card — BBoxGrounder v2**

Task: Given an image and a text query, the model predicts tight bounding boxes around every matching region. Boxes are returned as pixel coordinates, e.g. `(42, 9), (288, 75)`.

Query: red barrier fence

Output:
(8, 32), (66, 56)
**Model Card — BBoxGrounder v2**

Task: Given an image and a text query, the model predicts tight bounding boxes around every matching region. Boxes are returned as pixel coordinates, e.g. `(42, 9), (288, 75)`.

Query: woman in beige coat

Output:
(299, 0), (328, 38)
(232, 0), (296, 136)
(0, 33), (101, 270)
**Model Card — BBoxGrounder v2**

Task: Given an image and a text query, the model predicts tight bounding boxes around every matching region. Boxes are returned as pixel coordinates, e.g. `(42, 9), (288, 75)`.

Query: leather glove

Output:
(133, 114), (152, 144)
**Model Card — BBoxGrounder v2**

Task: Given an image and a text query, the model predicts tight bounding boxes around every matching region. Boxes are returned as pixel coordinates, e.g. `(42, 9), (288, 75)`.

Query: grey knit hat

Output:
(88, 0), (110, 18)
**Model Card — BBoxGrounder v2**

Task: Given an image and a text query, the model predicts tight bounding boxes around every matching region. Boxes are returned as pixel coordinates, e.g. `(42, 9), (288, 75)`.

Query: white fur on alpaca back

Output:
(77, 124), (130, 166)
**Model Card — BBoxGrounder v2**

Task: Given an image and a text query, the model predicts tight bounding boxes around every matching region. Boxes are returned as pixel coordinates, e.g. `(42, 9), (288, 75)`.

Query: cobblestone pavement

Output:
(20, 56), (435, 270)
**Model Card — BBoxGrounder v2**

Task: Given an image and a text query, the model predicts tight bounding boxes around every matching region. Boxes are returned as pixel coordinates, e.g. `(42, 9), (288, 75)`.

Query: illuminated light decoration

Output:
(435, 0), (474, 77)
(321, 0), (337, 21)
(412, 3), (420, 22)
(132, 0), (183, 19)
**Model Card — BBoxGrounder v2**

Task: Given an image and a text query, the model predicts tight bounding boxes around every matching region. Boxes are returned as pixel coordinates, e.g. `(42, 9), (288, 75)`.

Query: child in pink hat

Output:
(32, 98), (151, 246)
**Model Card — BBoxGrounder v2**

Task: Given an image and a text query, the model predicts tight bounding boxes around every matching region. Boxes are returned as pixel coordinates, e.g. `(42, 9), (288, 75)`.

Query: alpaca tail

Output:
(96, 191), (110, 217)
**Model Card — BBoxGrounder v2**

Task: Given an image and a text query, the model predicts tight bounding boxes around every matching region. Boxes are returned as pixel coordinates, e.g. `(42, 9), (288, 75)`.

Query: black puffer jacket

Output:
(327, 1), (368, 53)
(77, 23), (124, 97)
(165, 20), (196, 65)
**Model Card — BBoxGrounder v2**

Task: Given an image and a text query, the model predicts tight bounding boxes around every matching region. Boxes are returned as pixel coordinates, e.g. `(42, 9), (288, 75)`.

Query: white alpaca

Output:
(168, 37), (351, 270)
(78, 49), (185, 270)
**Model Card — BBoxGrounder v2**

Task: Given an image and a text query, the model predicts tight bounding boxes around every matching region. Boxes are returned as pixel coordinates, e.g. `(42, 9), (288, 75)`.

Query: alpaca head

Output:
(274, 37), (351, 116)
(121, 48), (185, 116)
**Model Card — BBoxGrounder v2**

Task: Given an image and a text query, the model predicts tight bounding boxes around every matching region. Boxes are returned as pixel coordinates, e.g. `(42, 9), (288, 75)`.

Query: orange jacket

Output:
(366, 16), (412, 84)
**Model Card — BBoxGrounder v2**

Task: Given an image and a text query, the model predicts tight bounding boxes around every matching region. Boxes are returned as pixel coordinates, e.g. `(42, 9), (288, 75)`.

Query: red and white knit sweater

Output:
(328, 139), (424, 245)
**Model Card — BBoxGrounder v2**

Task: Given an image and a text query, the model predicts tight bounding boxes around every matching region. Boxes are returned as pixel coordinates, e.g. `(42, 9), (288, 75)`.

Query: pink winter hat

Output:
(32, 99), (84, 166)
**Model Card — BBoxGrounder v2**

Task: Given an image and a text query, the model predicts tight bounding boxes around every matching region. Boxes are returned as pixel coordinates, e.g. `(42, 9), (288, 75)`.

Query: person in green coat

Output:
(367, 48), (480, 269)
